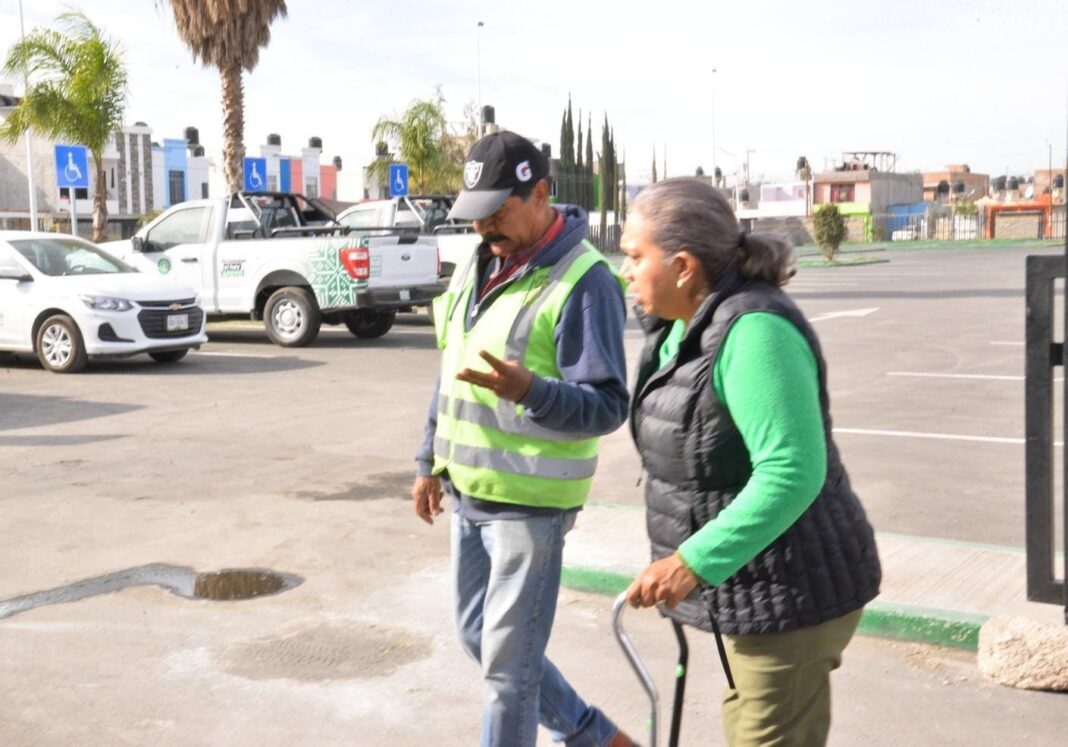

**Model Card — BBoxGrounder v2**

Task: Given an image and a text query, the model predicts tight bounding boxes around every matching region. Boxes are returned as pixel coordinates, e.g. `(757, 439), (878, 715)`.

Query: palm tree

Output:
(160, 0), (287, 192)
(369, 91), (464, 194)
(1, 11), (127, 241)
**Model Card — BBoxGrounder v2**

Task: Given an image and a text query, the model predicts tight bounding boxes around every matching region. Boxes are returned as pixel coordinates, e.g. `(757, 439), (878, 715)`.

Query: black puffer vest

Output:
(630, 272), (881, 635)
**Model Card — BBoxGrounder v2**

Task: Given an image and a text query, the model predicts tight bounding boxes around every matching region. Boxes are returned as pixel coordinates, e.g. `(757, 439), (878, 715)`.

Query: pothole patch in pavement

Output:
(0, 564), (303, 620)
(217, 622), (432, 681)
(292, 471), (411, 501)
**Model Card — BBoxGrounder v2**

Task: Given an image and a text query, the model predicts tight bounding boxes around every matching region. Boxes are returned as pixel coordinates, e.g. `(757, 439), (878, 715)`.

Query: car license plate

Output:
(399, 289), (411, 301)
(166, 313), (189, 332)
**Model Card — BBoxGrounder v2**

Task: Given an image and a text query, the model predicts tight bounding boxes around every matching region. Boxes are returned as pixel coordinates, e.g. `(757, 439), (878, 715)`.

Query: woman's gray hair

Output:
(630, 177), (795, 287)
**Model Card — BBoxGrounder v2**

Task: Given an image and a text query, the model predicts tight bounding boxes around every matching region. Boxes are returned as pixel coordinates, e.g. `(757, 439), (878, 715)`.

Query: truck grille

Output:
(137, 307), (204, 338)
(137, 298), (198, 308)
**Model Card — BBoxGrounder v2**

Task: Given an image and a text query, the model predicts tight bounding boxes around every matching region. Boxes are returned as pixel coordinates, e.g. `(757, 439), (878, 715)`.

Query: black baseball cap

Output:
(448, 130), (549, 221)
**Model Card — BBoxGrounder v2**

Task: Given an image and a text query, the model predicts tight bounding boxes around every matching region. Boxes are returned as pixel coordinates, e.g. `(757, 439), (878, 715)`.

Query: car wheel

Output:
(343, 309), (396, 339)
(35, 314), (88, 373)
(149, 349), (189, 363)
(264, 286), (321, 347)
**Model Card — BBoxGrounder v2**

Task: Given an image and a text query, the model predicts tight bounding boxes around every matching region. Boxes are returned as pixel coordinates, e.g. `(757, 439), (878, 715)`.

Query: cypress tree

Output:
(585, 114), (594, 211)
(576, 112), (584, 208)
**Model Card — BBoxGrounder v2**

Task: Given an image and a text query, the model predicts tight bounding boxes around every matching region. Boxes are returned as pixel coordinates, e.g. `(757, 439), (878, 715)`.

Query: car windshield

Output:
(9, 238), (135, 276)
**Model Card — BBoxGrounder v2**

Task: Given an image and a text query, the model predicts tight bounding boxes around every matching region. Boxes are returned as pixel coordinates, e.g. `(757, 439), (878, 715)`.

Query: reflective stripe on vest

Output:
(432, 239), (617, 508)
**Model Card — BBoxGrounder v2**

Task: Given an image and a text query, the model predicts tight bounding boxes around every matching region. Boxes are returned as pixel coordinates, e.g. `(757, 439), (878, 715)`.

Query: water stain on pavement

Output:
(218, 622), (431, 681)
(293, 472), (410, 502)
(0, 564), (303, 620)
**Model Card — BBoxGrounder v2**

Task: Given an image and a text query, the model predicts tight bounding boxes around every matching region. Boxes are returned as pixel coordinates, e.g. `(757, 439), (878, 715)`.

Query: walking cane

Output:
(612, 592), (735, 747)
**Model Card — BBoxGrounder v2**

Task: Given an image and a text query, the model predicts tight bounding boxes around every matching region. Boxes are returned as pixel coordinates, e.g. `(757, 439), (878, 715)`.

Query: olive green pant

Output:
(720, 609), (863, 747)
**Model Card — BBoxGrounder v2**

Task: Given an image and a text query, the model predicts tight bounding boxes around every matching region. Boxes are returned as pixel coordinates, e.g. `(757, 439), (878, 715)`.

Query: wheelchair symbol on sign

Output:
(248, 162), (264, 190)
(393, 170), (405, 194)
(64, 152), (83, 183)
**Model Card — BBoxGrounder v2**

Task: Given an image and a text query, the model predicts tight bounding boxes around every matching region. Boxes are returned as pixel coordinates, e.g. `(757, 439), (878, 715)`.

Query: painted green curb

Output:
(858, 601), (987, 651)
(798, 257), (890, 268)
(561, 564), (987, 651)
(561, 566), (631, 596)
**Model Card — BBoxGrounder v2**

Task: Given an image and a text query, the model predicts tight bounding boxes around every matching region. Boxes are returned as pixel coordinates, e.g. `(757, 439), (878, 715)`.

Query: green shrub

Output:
(814, 204), (846, 260)
(954, 198), (978, 217)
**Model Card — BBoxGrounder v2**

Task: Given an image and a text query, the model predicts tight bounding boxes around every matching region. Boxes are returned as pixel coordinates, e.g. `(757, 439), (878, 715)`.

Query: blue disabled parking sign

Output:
(243, 157), (267, 191)
(389, 163), (409, 197)
(55, 145), (89, 189)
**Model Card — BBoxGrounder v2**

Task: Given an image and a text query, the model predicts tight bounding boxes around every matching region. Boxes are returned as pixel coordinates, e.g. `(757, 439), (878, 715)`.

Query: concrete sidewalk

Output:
(561, 501), (1065, 651)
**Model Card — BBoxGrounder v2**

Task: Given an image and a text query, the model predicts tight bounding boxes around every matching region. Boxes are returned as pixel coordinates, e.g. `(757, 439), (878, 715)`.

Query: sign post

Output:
(54, 145), (89, 237)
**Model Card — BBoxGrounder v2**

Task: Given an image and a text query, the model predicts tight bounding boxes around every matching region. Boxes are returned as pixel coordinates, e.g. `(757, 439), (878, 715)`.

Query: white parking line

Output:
(888, 371), (1065, 383)
(833, 427), (1063, 447)
(192, 351), (276, 359)
(888, 371), (1023, 381)
(807, 307), (879, 323)
(990, 341), (1024, 346)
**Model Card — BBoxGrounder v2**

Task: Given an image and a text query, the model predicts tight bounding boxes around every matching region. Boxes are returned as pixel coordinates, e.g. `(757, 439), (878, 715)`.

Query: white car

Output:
(0, 231), (208, 373)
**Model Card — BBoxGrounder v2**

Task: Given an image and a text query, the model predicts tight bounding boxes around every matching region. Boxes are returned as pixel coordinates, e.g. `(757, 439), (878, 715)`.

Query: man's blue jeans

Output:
(452, 511), (619, 747)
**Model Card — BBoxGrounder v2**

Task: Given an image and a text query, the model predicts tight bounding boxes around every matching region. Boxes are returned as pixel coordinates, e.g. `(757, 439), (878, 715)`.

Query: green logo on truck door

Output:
(157, 257), (172, 275)
(304, 242), (360, 309)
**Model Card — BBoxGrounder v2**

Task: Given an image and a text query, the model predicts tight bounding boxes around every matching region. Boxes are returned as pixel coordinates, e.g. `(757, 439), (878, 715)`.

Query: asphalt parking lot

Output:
(2, 241), (1067, 744)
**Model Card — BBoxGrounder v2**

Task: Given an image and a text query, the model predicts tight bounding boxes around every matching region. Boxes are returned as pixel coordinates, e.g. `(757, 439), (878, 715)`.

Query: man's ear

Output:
(532, 179), (550, 206)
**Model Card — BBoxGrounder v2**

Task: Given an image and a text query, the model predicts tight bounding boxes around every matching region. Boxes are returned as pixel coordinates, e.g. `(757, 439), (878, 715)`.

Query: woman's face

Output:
(620, 211), (686, 319)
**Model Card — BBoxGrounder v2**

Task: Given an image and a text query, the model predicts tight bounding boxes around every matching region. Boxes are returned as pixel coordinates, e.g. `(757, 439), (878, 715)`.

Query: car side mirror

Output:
(131, 236), (145, 252)
(0, 267), (32, 282)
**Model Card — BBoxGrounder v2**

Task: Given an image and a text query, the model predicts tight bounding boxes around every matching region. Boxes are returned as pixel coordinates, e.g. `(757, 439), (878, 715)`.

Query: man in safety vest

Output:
(411, 131), (633, 747)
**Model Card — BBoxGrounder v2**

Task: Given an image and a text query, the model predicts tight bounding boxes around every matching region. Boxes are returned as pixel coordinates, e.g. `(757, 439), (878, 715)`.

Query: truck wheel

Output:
(343, 309), (396, 339)
(149, 349), (189, 363)
(36, 314), (88, 373)
(264, 286), (321, 347)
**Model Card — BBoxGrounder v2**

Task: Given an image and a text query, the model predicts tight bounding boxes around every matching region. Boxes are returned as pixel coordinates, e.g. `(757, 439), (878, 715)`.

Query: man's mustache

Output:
(481, 233), (508, 244)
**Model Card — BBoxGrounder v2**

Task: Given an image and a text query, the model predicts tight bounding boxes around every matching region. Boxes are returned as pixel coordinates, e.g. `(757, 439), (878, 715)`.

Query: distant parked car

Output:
(0, 232), (207, 373)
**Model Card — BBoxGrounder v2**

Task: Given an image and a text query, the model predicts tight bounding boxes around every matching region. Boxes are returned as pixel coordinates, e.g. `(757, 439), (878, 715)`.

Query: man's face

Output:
(472, 183), (546, 257)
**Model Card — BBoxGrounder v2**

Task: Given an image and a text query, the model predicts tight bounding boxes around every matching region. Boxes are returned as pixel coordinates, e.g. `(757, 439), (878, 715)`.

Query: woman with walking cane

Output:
(621, 177), (881, 746)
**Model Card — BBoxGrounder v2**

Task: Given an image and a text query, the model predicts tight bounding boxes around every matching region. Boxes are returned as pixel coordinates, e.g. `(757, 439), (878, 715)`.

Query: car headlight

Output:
(80, 295), (134, 312)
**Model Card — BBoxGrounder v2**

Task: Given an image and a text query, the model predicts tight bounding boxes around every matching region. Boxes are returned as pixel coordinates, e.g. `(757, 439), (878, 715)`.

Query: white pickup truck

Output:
(335, 195), (481, 280)
(101, 192), (442, 346)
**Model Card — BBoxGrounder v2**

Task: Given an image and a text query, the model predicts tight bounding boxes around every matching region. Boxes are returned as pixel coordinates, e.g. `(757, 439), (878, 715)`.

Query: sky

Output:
(2, 0), (1067, 198)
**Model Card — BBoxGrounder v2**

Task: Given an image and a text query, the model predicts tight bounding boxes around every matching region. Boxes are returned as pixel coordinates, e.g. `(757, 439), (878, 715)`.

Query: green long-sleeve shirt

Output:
(657, 312), (827, 587)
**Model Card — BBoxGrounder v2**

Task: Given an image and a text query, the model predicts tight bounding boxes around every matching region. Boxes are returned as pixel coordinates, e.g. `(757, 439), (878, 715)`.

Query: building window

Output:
(59, 187), (89, 200)
(304, 179), (318, 199)
(830, 184), (855, 203)
(168, 170), (185, 204)
(267, 176), (278, 191)
(201, 182), (209, 199)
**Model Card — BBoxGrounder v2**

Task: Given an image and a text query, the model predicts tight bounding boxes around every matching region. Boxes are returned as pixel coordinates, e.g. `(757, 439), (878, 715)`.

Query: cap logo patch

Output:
(464, 161), (483, 189)
(516, 160), (533, 182)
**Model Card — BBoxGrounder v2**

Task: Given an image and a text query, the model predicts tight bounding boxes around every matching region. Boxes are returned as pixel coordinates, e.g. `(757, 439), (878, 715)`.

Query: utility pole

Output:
(18, 0), (39, 231)
(476, 21), (484, 135)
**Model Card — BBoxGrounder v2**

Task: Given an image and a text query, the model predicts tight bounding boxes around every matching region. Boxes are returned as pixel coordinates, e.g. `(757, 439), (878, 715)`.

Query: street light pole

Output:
(710, 67), (717, 184)
(17, 0), (39, 231)
(477, 21), (484, 135)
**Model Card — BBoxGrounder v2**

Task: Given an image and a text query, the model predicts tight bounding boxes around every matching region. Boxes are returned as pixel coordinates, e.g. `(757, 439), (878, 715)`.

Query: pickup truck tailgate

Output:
(366, 235), (438, 289)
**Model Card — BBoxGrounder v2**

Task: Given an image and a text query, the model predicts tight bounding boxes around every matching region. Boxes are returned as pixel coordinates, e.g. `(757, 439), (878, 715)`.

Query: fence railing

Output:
(588, 222), (622, 254)
(871, 209), (1066, 243)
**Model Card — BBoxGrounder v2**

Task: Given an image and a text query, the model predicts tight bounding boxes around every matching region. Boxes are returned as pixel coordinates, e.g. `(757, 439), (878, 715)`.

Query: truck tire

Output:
(264, 286), (321, 347)
(35, 314), (88, 373)
(343, 309), (396, 339)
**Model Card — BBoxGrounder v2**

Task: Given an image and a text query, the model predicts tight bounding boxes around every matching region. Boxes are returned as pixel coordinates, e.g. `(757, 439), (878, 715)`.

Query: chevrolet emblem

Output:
(169, 303), (182, 311)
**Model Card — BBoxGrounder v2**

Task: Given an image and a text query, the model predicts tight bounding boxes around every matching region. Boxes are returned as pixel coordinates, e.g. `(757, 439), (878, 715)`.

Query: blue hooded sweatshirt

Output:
(414, 204), (628, 519)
